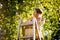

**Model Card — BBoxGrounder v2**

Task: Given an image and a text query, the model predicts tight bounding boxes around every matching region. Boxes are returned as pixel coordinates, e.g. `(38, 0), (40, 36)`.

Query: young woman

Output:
(30, 8), (45, 40)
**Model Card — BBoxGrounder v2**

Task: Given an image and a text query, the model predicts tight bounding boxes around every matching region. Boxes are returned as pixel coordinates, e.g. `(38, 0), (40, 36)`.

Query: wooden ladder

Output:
(17, 19), (35, 40)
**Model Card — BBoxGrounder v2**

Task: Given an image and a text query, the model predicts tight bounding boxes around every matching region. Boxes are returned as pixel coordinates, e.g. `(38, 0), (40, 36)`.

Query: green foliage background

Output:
(0, 0), (60, 40)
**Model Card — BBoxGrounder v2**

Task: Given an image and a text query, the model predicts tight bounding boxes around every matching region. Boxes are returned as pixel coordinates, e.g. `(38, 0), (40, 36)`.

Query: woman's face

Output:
(33, 10), (39, 17)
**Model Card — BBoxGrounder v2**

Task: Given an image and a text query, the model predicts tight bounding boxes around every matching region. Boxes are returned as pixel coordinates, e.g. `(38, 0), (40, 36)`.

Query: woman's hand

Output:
(16, 13), (20, 18)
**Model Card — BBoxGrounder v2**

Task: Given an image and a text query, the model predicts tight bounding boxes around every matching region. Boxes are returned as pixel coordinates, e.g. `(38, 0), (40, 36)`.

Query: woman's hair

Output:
(35, 8), (42, 14)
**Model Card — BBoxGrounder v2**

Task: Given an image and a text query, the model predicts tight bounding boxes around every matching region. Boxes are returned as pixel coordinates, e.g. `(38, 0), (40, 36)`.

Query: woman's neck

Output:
(35, 15), (40, 18)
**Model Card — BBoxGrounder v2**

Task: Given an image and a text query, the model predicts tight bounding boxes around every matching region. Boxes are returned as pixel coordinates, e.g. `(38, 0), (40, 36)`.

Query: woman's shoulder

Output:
(38, 17), (45, 22)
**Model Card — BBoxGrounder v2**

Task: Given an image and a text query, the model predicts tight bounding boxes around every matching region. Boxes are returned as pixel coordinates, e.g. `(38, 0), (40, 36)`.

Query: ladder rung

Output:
(20, 36), (33, 39)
